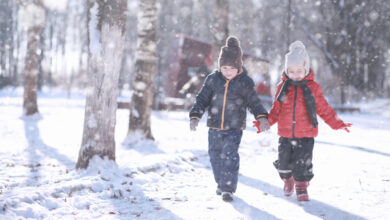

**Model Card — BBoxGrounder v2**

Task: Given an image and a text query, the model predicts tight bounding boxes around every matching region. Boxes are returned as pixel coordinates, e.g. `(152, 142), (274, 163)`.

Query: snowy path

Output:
(140, 113), (390, 220)
(1, 93), (390, 219)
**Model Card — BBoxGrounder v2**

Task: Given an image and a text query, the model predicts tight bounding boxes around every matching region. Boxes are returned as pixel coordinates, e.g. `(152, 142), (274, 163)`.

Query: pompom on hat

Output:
(218, 36), (243, 70)
(285, 41), (310, 75)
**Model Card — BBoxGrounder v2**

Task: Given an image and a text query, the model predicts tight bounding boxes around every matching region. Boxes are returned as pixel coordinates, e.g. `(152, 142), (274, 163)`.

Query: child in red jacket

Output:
(268, 41), (352, 201)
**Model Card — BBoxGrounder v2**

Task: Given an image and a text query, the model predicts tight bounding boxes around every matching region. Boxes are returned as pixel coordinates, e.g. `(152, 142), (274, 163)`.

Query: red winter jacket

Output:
(268, 69), (345, 138)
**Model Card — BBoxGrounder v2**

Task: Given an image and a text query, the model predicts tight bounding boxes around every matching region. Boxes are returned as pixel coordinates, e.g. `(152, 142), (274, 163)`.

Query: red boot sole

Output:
(297, 194), (309, 201)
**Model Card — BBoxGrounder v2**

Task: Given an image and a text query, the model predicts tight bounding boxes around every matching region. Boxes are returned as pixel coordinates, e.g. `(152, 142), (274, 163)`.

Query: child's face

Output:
(287, 65), (306, 81)
(221, 66), (239, 80)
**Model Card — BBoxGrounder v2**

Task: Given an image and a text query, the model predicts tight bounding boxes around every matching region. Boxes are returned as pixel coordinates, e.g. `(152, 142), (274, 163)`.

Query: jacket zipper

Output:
(292, 86), (298, 138)
(221, 80), (230, 129)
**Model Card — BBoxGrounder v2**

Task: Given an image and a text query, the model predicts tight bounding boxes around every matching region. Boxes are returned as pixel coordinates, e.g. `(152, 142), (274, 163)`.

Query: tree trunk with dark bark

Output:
(22, 2), (45, 115)
(211, 0), (229, 63)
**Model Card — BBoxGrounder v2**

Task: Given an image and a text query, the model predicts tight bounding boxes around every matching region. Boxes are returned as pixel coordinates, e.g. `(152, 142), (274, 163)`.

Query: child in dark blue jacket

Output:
(189, 36), (270, 202)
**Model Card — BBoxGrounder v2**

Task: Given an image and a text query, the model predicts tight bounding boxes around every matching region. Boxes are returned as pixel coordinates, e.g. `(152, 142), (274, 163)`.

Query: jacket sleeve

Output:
(245, 77), (268, 119)
(189, 74), (213, 120)
(314, 83), (345, 129)
(268, 82), (283, 126)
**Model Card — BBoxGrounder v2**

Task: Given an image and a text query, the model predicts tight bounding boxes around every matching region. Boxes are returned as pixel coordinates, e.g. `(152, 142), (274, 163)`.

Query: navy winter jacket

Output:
(189, 68), (268, 130)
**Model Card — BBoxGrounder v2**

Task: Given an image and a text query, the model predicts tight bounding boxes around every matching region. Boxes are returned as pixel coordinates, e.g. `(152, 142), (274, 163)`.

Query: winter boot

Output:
(221, 192), (233, 202)
(295, 181), (309, 201)
(216, 188), (222, 195)
(283, 176), (294, 196)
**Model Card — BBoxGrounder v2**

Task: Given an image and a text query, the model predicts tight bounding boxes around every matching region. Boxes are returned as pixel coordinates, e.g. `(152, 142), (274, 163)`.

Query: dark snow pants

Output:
(208, 128), (243, 193)
(273, 137), (314, 181)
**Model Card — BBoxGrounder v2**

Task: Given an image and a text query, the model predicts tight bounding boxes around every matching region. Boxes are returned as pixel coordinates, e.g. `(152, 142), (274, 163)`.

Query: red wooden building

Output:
(160, 34), (270, 110)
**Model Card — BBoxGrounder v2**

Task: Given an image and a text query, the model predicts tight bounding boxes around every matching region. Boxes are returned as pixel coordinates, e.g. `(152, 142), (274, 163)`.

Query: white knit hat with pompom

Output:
(285, 41), (310, 75)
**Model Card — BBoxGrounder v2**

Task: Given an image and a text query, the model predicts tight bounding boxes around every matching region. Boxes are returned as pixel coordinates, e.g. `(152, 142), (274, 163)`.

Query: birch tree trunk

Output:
(21, 1), (45, 115)
(12, 2), (19, 85)
(178, 0), (193, 35)
(76, 0), (127, 169)
(0, 0), (15, 86)
(211, 0), (229, 62)
(128, 0), (157, 140)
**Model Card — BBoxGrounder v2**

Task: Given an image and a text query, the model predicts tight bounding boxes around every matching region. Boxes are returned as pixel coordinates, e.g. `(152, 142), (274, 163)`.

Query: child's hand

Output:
(339, 123), (352, 132)
(190, 118), (199, 131)
(253, 121), (261, 133)
(253, 118), (270, 133)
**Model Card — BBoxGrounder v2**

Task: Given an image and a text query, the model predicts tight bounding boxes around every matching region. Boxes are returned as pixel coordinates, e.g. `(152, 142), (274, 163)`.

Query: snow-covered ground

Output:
(1, 87), (390, 220)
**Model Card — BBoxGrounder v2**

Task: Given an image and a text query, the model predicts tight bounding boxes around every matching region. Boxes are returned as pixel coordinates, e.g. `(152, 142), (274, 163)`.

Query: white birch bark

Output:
(76, 0), (127, 169)
(19, 1), (45, 115)
(128, 0), (157, 140)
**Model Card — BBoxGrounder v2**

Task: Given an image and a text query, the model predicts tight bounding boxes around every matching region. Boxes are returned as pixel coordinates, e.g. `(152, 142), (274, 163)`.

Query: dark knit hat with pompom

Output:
(218, 36), (243, 70)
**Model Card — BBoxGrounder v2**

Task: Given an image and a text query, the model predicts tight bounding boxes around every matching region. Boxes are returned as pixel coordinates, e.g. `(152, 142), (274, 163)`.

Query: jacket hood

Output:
(282, 68), (315, 82)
